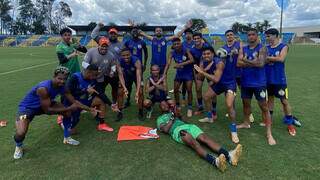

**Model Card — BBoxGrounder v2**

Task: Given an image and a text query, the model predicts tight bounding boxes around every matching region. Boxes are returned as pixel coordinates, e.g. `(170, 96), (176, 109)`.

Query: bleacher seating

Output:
(19, 35), (40, 47)
(32, 35), (50, 46)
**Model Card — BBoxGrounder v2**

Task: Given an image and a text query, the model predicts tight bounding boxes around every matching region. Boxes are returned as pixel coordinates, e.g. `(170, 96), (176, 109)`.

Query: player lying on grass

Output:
(62, 64), (116, 146)
(13, 67), (82, 159)
(165, 37), (194, 117)
(264, 28), (301, 136)
(236, 28), (276, 145)
(144, 65), (172, 119)
(156, 104), (242, 172)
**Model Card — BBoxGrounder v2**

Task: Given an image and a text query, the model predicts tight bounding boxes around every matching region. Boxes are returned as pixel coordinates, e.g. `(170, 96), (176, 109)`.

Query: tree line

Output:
(0, 0), (72, 35)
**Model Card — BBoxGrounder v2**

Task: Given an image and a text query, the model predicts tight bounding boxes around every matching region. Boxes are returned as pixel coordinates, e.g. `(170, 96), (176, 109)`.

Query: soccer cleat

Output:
(187, 109), (193, 117)
(259, 120), (266, 127)
(116, 112), (123, 122)
(97, 123), (114, 132)
(293, 116), (302, 127)
(13, 146), (23, 159)
(146, 108), (153, 119)
(215, 154), (227, 172)
(288, 125), (296, 136)
(198, 117), (214, 123)
(231, 132), (240, 144)
(225, 113), (229, 118)
(249, 113), (255, 123)
(63, 137), (80, 146)
(229, 144), (242, 166)
(169, 89), (174, 93)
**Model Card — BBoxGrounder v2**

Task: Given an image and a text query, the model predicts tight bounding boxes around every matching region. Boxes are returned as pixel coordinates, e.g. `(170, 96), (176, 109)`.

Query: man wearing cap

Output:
(83, 37), (128, 121)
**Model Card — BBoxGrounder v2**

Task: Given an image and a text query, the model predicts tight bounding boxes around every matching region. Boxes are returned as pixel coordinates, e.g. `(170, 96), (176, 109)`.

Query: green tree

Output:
(16, 0), (36, 34)
(0, 0), (12, 34)
(190, 18), (207, 32)
(262, 20), (271, 31)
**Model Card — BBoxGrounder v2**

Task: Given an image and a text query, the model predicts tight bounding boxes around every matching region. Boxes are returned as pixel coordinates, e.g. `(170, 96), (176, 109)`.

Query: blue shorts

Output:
(211, 83), (237, 95)
(267, 84), (288, 99)
(241, 86), (267, 101)
(175, 72), (194, 82)
(16, 108), (43, 122)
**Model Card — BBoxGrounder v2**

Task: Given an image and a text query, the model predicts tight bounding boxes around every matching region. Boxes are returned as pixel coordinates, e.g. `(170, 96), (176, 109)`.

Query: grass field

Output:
(0, 45), (319, 179)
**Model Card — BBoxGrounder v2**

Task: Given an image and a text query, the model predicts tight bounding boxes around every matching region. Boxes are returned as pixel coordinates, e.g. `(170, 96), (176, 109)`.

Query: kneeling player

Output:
(156, 108), (242, 172)
(118, 48), (144, 120)
(62, 64), (114, 145)
(165, 38), (194, 117)
(13, 67), (80, 159)
(144, 65), (171, 119)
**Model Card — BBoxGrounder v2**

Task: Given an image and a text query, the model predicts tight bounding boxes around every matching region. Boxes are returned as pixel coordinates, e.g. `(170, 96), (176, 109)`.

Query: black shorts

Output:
(267, 84), (288, 99)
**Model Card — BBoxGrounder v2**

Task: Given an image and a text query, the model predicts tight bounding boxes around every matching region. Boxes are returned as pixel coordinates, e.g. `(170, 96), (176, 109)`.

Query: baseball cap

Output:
(108, 28), (118, 34)
(98, 37), (110, 46)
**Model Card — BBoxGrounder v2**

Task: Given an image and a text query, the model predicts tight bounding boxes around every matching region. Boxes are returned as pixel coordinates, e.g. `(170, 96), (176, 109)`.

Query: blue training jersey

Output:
(219, 41), (241, 85)
(125, 38), (146, 62)
(201, 57), (221, 75)
(151, 37), (167, 66)
(120, 55), (139, 79)
(190, 42), (211, 65)
(67, 72), (96, 101)
(241, 43), (266, 87)
(19, 80), (65, 112)
(265, 43), (287, 85)
(171, 47), (193, 75)
(182, 40), (194, 50)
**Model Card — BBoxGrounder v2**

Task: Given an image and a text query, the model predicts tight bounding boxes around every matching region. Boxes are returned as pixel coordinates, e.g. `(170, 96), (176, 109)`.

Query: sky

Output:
(62, 0), (320, 33)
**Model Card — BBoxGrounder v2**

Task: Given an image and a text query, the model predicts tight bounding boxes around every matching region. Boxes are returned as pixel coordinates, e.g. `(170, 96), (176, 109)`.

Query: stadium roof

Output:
(68, 25), (177, 32)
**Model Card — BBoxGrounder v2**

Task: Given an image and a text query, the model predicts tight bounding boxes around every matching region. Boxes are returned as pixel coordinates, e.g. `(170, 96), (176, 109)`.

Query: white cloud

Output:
(64, 0), (320, 33)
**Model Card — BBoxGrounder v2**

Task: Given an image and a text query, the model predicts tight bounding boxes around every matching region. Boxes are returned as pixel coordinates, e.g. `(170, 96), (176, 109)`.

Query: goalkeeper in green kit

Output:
(156, 103), (243, 172)
(56, 28), (87, 75)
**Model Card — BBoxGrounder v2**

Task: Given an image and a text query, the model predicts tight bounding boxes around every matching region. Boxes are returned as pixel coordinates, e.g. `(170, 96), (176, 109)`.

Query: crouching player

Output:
(13, 67), (80, 159)
(144, 65), (171, 119)
(156, 106), (242, 172)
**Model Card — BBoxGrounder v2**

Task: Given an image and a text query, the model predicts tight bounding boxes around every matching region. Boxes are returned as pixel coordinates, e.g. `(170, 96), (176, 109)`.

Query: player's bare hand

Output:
(87, 86), (99, 95)
(111, 103), (120, 112)
(185, 19), (193, 29)
(135, 92), (139, 104)
(194, 65), (204, 74)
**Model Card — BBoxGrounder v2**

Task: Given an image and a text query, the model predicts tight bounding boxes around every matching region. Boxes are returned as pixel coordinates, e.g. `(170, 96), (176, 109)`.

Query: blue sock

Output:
(207, 111), (212, 119)
(205, 154), (216, 165)
(63, 117), (72, 138)
(229, 123), (237, 133)
(212, 102), (217, 115)
(283, 115), (293, 125)
(188, 104), (192, 110)
(197, 98), (203, 107)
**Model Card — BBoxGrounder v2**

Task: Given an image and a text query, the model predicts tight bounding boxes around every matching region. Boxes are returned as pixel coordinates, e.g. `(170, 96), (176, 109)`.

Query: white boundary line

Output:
(0, 62), (56, 76)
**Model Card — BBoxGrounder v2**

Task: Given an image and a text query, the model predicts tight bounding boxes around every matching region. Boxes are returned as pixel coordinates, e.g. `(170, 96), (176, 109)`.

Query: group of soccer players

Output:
(12, 20), (301, 172)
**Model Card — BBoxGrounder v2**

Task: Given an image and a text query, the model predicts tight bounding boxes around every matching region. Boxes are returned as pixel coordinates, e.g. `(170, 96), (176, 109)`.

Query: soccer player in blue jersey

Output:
(139, 20), (193, 76)
(124, 28), (148, 107)
(194, 47), (224, 124)
(180, 28), (194, 105)
(197, 30), (241, 143)
(62, 64), (115, 146)
(237, 29), (276, 145)
(117, 48), (144, 120)
(125, 28), (148, 72)
(166, 38), (194, 117)
(13, 67), (82, 159)
(191, 32), (216, 116)
(265, 28), (300, 136)
(144, 65), (172, 119)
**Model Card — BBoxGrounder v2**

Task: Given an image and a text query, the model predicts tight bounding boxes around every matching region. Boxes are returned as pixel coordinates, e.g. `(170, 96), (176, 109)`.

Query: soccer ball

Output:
(216, 48), (228, 58)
